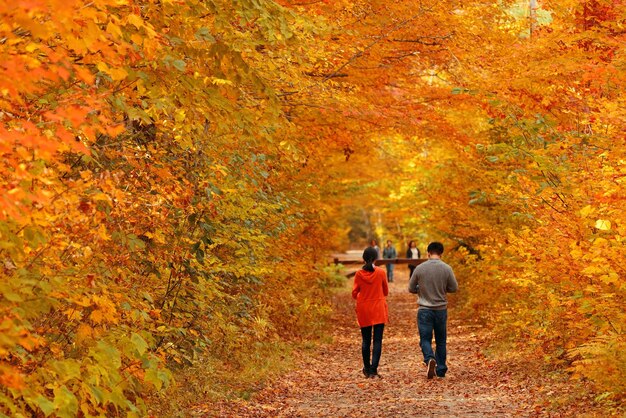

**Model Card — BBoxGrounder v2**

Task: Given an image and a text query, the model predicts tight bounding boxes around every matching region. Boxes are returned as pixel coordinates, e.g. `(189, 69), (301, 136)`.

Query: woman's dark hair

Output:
(427, 241), (444, 255)
(362, 247), (378, 272)
(408, 240), (415, 248)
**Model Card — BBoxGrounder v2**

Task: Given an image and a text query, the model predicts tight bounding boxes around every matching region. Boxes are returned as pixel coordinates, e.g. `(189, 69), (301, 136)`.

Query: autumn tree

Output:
(1, 0), (624, 415)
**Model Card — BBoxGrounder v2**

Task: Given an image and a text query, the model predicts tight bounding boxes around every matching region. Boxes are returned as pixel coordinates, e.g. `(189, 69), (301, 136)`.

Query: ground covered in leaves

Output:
(201, 269), (612, 417)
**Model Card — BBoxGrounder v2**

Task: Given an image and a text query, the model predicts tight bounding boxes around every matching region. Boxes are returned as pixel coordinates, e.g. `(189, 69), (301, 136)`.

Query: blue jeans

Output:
(385, 263), (394, 282)
(417, 309), (448, 377)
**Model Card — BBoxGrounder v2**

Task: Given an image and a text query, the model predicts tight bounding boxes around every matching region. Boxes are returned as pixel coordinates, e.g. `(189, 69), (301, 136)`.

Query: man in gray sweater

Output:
(408, 241), (458, 379)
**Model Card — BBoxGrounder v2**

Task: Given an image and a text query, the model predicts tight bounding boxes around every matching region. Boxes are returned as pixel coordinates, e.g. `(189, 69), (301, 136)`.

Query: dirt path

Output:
(210, 269), (546, 417)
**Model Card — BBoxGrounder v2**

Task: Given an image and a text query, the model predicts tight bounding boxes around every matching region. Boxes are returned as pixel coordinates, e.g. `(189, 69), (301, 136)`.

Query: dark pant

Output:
(408, 264), (416, 279)
(361, 323), (384, 374)
(417, 309), (448, 377)
(385, 264), (394, 282)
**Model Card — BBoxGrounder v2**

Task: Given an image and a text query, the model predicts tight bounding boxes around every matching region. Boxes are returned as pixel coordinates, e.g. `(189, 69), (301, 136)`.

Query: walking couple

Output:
(351, 242), (458, 379)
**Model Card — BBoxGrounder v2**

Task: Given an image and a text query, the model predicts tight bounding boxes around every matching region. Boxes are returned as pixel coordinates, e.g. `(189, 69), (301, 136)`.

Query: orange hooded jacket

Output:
(351, 266), (389, 327)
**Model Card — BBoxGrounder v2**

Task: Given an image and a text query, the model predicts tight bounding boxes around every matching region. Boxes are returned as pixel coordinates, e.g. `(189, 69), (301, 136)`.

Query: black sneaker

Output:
(369, 369), (382, 379)
(427, 359), (436, 379)
(362, 367), (370, 378)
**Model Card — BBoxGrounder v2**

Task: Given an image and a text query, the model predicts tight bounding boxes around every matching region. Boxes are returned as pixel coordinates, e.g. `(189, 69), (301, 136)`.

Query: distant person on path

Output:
(406, 240), (421, 278)
(408, 242), (458, 379)
(370, 239), (380, 259)
(382, 240), (397, 283)
(352, 247), (389, 378)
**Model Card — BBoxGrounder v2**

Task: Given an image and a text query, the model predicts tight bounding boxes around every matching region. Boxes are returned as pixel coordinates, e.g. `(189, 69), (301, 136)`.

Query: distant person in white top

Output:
(408, 242), (458, 379)
(406, 240), (421, 279)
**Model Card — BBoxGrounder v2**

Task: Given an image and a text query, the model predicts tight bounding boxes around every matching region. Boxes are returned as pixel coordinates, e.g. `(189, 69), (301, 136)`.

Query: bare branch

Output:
(391, 33), (454, 45)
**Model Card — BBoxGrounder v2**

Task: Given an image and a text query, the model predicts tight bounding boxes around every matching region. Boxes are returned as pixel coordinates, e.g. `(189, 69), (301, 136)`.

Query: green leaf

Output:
(109, 387), (130, 408)
(172, 60), (186, 72)
(53, 385), (78, 418)
(0, 286), (23, 302)
(131, 333), (148, 356)
(157, 369), (171, 389)
(85, 383), (105, 404)
(595, 392), (613, 402)
(195, 248), (205, 264)
(34, 395), (55, 417)
(50, 359), (82, 383)
(89, 340), (121, 369)
(145, 369), (162, 390)
(195, 27), (216, 42)
(127, 234), (146, 251)
(23, 226), (47, 247)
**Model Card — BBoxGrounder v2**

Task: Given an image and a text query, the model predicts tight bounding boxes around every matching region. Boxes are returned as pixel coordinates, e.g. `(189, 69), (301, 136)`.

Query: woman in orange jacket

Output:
(352, 246), (389, 378)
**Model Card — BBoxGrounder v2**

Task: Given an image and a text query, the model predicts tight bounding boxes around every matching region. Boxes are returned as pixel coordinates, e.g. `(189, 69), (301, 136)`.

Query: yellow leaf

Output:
(154, 231), (166, 244)
(126, 14), (144, 29)
(96, 62), (109, 73)
(97, 224), (110, 241)
(64, 309), (82, 321)
(75, 324), (93, 343)
(89, 310), (103, 324)
(25, 43), (39, 53)
(108, 67), (128, 81)
(593, 237), (609, 247)
(84, 21), (104, 48)
(569, 248), (582, 259)
(92, 193), (111, 202)
(96, 62), (127, 81)
(106, 22), (123, 39)
(211, 78), (233, 86)
(175, 109), (186, 122)
(579, 205), (593, 217)
(131, 33), (143, 45)
(595, 219), (611, 230)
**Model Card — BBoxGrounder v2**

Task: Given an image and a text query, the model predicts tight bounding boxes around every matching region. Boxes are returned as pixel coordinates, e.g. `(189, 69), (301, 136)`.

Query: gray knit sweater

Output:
(408, 259), (458, 310)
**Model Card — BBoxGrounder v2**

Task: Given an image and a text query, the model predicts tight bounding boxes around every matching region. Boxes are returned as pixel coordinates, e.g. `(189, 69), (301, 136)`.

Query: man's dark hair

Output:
(427, 242), (444, 255)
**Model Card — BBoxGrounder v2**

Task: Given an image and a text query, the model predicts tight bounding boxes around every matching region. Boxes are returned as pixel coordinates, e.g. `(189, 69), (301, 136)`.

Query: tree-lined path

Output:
(208, 268), (556, 417)
(2, 1), (625, 416)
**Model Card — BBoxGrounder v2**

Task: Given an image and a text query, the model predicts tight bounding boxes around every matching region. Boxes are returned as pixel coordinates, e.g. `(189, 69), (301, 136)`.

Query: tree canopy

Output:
(1, 0), (624, 415)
